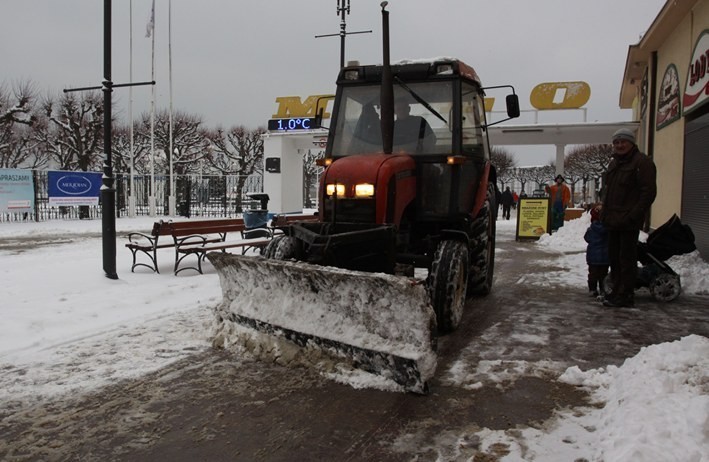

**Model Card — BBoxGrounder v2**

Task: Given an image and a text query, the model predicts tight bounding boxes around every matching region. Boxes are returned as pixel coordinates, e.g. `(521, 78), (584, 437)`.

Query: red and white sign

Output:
(684, 30), (709, 115)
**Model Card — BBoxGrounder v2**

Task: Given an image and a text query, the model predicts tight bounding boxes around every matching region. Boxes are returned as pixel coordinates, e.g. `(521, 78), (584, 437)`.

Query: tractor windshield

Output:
(330, 81), (455, 157)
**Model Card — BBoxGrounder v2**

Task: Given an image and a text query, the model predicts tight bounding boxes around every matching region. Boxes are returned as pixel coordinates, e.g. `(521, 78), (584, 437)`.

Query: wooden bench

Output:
(125, 220), (193, 274)
(167, 219), (272, 275)
(125, 218), (271, 275)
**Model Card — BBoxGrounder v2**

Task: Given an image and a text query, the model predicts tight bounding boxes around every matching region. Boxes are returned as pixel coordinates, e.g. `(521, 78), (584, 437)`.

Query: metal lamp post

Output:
(65, 0), (154, 279)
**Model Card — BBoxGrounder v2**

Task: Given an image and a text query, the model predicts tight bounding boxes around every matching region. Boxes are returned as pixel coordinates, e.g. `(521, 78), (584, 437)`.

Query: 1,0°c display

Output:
(267, 117), (317, 131)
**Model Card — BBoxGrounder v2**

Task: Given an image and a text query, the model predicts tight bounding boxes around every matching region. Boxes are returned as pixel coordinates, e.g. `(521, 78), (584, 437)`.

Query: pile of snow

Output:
(472, 334), (709, 462)
(560, 334), (709, 462)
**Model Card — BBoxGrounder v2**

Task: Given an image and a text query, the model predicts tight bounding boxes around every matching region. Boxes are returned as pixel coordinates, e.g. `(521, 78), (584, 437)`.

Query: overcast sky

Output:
(1, 0), (666, 165)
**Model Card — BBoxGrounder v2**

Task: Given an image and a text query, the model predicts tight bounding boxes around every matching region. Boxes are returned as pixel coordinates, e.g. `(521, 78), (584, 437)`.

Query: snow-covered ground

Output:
(1, 214), (707, 461)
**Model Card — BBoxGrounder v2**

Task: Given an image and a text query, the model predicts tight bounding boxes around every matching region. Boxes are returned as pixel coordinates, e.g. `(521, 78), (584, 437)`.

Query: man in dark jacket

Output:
(601, 128), (657, 308)
(500, 187), (514, 220)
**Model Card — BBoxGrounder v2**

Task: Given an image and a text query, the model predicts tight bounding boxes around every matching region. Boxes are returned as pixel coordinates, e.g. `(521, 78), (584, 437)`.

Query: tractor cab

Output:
(322, 60), (501, 225)
(326, 60), (490, 161)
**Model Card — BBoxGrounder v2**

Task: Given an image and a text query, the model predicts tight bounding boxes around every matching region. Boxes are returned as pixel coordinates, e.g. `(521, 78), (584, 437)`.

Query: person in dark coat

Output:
(600, 128), (657, 308)
(500, 187), (514, 220)
(584, 205), (609, 298)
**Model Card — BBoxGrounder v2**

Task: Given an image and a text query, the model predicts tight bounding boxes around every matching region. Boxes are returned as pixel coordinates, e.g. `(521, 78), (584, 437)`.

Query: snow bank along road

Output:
(0, 222), (707, 461)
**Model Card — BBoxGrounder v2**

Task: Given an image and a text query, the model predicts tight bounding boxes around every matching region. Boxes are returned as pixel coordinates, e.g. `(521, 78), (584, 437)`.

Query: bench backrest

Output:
(271, 213), (318, 228)
(164, 219), (247, 237)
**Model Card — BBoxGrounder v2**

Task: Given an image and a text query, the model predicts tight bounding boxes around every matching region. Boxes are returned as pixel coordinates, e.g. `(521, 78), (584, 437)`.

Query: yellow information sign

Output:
(516, 198), (551, 240)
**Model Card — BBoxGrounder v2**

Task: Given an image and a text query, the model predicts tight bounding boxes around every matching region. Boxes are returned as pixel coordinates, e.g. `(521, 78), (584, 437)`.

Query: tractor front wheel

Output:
(263, 235), (299, 260)
(429, 240), (469, 334)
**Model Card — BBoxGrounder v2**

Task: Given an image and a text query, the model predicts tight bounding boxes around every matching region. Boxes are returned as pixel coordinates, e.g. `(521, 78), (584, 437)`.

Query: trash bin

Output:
(243, 193), (270, 239)
(243, 209), (269, 229)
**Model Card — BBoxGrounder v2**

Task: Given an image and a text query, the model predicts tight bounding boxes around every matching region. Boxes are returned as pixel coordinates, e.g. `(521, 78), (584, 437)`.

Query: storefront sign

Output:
(529, 81), (591, 110)
(657, 64), (681, 129)
(48, 171), (102, 207)
(275, 81), (592, 120)
(0, 168), (34, 213)
(272, 95), (334, 119)
(515, 198), (551, 240)
(684, 30), (709, 115)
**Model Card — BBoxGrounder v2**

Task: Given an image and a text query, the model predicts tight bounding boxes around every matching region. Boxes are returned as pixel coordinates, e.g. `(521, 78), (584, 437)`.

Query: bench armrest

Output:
(127, 231), (158, 247)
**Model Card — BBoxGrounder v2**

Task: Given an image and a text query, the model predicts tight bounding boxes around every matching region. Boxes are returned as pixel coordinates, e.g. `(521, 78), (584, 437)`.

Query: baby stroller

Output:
(605, 214), (696, 302)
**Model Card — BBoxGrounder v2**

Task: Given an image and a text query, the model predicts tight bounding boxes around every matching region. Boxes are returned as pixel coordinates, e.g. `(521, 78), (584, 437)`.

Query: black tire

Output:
(429, 240), (469, 334)
(649, 273), (681, 302)
(468, 183), (496, 295)
(263, 235), (299, 260)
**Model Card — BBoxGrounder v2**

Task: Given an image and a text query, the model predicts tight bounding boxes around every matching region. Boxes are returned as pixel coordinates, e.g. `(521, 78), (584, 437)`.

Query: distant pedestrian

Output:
(512, 191), (519, 209)
(601, 128), (657, 308)
(519, 191), (528, 199)
(584, 205), (609, 298)
(544, 175), (571, 231)
(500, 187), (514, 220)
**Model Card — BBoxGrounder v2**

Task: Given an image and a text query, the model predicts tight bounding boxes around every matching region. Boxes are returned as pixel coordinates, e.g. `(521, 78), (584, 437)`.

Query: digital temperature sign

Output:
(267, 117), (317, 131)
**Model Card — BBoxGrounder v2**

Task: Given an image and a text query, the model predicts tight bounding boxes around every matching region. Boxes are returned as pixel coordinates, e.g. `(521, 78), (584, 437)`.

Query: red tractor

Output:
(209, 5), (519, 392)
(266, 53), (519, 335)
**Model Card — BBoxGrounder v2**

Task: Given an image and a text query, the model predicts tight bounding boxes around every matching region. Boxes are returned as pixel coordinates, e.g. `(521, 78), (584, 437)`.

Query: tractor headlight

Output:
(354, 183), (374, 198)
(326, 184), (345, 197)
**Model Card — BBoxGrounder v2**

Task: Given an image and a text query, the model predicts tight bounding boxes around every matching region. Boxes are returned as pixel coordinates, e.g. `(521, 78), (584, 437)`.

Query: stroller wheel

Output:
(603, 274), (613, 295)
(649, 273), (681, 302)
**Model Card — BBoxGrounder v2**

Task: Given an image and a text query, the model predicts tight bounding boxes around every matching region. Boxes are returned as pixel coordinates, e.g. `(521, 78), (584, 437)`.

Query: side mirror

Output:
(506, 94), (520, 119)
(312, 107), (324, 129)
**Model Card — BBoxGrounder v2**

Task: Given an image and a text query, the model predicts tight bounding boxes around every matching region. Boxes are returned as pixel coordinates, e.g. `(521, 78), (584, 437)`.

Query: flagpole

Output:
(148, 0), (156, 217)
(128, 0), (135, 217)
(168, 0), (175, 216)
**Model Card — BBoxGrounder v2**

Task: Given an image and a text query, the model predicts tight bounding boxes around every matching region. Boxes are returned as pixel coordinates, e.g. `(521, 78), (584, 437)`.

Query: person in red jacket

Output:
(545, 174), (571, 231)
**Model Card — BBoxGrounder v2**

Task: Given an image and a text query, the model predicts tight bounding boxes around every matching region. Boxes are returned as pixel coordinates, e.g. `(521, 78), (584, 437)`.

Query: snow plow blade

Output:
(207, 252), (437, 393)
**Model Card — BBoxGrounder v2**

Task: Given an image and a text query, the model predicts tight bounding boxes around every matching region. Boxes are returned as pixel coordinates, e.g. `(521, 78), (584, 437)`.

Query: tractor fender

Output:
(471, 162), (493, 219)
(440, 229), (470, 246)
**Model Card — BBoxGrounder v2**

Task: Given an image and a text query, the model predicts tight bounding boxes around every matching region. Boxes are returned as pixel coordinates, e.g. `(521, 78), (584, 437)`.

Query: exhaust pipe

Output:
(380, 2), (394, 154)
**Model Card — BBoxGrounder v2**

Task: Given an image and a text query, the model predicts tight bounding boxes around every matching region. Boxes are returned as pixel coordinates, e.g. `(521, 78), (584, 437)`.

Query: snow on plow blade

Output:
(207, 252), (437, 393)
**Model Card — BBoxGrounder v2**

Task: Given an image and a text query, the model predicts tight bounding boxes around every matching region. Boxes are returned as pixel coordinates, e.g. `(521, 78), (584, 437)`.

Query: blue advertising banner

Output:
(0, 168), (35, 213)
(48, 171), (102, 206)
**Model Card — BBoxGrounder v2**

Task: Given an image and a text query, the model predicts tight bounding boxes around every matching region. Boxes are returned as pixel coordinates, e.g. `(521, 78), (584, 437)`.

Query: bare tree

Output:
(0, 81), (42, 168)
(136, 109), (210, 176)
(526, 164), (556, 193)
(509, 167), (535, 195)
(303, 149), (324, 208)
(207, 125), (265, 212)
(36, 91), (104, 172)
(565, 144), (613, 205)
(111, 123), (153, 176)
(490, 146), (517, 188)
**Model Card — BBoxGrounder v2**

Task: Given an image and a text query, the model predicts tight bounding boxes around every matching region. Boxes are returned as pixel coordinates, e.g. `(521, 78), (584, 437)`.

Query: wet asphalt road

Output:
(1, 231), (708, 461)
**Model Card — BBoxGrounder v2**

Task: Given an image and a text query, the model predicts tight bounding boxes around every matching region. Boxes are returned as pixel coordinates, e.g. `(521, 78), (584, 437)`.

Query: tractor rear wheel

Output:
(468, 183), (496, 295)
(429, 240), (469, 334)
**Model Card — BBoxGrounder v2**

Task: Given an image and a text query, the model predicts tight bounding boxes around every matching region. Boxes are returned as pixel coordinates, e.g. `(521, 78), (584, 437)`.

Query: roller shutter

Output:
(682, 110), (709, 259)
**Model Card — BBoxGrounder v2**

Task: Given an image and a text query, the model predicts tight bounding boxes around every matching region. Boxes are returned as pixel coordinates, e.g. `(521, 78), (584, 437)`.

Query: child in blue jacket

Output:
(584, 205), (609, 297)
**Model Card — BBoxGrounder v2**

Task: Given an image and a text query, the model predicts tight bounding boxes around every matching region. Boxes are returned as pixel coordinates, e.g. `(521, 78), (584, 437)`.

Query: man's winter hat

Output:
(555, 174), (565, 182)
(612, 128), (636, 144)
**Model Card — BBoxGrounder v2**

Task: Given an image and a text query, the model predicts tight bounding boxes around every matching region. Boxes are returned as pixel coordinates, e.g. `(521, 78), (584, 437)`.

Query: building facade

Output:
(620, 0), (709, 258)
